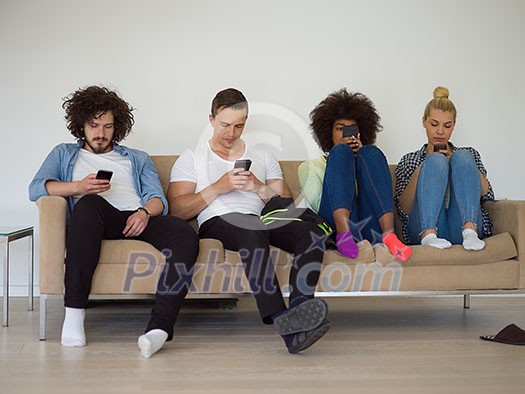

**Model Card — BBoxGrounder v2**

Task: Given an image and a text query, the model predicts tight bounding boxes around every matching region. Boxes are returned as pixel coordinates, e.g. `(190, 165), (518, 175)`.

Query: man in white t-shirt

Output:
(29, 86), (199, 359)
(169, 88), (331, 354)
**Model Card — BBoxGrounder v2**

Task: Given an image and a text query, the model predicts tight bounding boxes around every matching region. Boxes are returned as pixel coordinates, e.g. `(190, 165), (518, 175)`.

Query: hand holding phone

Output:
(96, 170), (113, 181)
(342, 124), (359, 138)
(342, 124), (361, 155)
(233, 159), (252, 175)
(433, 143), (447, 154)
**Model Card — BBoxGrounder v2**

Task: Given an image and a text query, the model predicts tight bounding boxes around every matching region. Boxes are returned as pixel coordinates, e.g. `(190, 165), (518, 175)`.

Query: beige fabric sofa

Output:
(36, 155), (525, 340)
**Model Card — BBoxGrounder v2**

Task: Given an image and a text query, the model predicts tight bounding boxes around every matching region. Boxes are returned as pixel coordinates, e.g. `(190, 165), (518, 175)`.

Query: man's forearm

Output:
(256, 179), (290, 202)
(256, 184), (281, 201)
(170, 184), (220, 220)
(142, 198), (164, 217)
(45, 180), (80, 197)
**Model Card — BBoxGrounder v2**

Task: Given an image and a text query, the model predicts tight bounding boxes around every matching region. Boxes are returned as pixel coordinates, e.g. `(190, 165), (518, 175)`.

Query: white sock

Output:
(462, 228), (485, 251)
(138, 329), (168, 359)
(61, 307), (86, 347)
(421, 233), (452, 249)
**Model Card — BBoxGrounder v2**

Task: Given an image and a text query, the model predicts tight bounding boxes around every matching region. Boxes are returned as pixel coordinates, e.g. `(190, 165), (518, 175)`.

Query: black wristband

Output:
(136, 207), (151, 218)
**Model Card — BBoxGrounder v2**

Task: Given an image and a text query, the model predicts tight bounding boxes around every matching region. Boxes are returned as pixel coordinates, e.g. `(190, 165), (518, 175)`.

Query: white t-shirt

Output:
(171, 142), (283, 227)
(72, 149), (142, 211)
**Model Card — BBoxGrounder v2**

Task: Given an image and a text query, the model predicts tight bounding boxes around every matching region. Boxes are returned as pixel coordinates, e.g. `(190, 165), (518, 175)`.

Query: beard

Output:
(85, 137), (112, 154)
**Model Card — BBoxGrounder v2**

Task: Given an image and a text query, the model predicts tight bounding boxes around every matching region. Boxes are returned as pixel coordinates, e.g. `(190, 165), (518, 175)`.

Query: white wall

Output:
(1, 0), (524, 296)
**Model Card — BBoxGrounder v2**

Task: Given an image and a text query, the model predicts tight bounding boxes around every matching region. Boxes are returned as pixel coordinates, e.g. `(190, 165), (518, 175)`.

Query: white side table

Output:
(1, 226), (34, 327)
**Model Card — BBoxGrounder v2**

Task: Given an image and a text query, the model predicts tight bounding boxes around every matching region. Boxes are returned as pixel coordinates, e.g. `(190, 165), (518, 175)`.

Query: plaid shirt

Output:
(394, 143), (494, 243)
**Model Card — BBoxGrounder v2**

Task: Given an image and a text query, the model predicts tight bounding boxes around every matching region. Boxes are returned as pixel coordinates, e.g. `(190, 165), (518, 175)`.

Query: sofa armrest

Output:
(35, 196), (67, 294)
(485, 200), (525, 288)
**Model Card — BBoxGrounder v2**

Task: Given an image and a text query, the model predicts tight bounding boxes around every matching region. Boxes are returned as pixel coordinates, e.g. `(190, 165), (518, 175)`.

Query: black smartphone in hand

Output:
(96, 170), (113, 181)
(234, 159), (252, 175)
(433, 143), (447, 154)
(342, 124), (358, 138)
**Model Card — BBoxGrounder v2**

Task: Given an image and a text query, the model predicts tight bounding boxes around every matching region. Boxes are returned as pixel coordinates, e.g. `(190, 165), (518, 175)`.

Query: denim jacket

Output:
(28, 141), (168, 216)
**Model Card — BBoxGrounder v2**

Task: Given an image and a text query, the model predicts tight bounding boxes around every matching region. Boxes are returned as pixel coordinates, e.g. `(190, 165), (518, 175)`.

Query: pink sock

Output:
(336, 232), (359, 259)
(382, 232), (412, 262)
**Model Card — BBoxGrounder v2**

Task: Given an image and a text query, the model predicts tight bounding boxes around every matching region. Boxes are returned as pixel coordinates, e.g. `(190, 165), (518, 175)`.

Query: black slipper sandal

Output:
(287, 319), (331, 354)
(480, 324), (525, 345)
(274, 298), (328, 335)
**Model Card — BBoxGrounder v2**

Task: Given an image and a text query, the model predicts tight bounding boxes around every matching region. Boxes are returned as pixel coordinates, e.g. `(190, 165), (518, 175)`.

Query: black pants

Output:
(64, 195), (199, 340)
(199, 213), (325, 324)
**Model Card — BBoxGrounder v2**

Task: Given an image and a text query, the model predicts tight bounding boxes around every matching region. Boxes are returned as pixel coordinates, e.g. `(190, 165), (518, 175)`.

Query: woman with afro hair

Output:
(298, 88), (411, 261)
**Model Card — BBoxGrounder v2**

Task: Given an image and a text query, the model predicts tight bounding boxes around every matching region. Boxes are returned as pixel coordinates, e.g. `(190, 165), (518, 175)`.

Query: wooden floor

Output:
(1, 295), (525, 394)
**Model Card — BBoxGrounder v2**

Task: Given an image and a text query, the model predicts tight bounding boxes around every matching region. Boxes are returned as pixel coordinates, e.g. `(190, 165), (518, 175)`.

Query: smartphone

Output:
(342, 124), (359, 138)
(96, 170), (113, 181)
(433, 143), (447, 153)
(234, 159), (252, 175)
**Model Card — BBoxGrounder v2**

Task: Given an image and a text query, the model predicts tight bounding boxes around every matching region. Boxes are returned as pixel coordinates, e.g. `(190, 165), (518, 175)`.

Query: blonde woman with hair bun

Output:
(394, 86), (494, 250)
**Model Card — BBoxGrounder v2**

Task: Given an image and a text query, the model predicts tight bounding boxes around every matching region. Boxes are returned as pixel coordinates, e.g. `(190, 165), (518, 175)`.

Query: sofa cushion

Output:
(98, 238), (224, 266)
(321, 240), (375, 265)
(99, 240), (165, 265)
(223, 239), (374, 266)
(151, 155), (178, 193)
(92, 238), (225, 295)
(374, 232), (517, 266)
(279, 161), (303, 200)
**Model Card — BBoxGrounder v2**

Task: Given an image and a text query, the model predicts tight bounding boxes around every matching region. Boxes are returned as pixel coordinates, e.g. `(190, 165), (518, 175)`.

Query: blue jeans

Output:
(318, 144), (394, 244)
(407, 150), (483, 245)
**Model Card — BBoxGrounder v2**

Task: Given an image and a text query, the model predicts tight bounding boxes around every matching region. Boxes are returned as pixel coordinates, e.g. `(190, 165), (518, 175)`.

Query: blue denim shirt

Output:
(28, 141), (168, 216)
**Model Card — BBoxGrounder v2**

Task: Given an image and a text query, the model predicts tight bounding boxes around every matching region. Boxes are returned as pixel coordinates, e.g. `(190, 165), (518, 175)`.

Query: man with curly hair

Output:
(29, 86), (199, 358)
(298, 88), (412, 262)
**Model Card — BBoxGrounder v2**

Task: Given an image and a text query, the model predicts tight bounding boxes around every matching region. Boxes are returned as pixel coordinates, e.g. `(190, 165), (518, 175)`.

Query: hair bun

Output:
(433, 86), (450, 99)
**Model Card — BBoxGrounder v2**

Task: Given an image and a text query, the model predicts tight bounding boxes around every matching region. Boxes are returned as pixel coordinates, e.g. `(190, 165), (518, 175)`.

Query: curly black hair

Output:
(62, 86), (134, 143)
(309, 88), (382, 153)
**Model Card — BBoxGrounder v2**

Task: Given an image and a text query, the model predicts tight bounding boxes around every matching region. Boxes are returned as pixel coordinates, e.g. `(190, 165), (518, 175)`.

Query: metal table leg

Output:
(2, 236), (9, 327)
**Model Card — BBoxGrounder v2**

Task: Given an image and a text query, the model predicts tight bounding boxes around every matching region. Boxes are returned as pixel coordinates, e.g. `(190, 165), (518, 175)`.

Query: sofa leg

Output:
(463, 294), (470, 309)
(39, 294), (47, 341)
